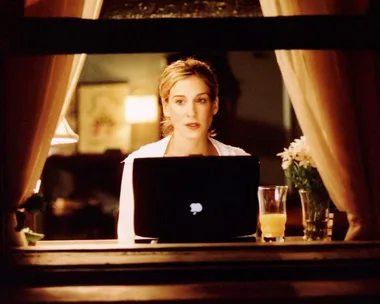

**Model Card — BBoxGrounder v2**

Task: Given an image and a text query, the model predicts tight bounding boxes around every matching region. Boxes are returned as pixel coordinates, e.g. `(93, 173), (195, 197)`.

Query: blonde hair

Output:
(158, 58), (219, 137)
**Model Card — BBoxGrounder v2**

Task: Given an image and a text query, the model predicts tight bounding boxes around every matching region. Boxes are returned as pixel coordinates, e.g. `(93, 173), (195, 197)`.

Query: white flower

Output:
(277, 148), (291, 160)
(281, 159), (292, 170)
(277, 136), (316, 170)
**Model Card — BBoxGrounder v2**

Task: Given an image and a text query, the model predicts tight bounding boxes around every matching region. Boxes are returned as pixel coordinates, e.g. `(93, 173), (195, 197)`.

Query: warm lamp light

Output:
(51, 117), (79, 145)
(124, 95), (158, 123)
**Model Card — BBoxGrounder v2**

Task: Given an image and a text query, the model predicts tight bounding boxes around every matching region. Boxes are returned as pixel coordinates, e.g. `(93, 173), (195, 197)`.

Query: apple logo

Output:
(190, 202), (203, 215)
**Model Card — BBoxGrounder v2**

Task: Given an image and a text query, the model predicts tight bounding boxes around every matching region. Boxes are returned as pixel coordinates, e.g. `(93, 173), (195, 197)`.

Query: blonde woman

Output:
(118, 58), (249, 243)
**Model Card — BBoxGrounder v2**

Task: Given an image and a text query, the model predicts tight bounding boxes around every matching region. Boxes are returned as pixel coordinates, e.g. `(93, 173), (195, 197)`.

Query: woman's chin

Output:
(179, 129), (207, 140)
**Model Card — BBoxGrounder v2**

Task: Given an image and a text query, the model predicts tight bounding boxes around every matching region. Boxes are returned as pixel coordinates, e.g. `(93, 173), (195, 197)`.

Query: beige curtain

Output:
(4, 0), (103, 221)
(259, 0), (380, 240)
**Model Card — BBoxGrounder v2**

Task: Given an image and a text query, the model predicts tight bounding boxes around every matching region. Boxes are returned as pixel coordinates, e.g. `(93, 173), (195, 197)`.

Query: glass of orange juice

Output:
(258, 186), (288, 242)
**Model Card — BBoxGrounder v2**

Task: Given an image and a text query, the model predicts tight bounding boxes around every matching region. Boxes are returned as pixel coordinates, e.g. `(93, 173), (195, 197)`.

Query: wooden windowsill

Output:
(11, 237), (380, 266)
(14, 236), (368, 251)
(7, 238), (380, 302)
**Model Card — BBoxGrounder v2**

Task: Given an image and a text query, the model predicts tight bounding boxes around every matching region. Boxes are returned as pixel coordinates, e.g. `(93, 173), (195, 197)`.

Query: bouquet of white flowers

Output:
(277, 136), (331, 240)
(277, 136), (327, 196)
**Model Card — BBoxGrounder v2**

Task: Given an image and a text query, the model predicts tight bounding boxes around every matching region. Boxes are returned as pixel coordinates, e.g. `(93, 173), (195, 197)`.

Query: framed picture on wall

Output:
(77, 82), (132, 154)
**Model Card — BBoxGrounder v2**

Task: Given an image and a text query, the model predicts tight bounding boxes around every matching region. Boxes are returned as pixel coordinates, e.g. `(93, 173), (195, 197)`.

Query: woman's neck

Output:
(166, 133), (216, 156)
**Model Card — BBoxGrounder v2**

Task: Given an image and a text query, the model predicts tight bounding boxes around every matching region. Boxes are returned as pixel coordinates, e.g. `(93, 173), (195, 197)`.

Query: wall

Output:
(229, 51), (283, 126)
(79, 53), (167, 94)
(228, 51), (286, 185)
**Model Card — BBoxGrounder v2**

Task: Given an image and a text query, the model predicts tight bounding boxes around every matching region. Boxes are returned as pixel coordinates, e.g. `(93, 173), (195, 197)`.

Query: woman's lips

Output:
(185, 123), (200, 130)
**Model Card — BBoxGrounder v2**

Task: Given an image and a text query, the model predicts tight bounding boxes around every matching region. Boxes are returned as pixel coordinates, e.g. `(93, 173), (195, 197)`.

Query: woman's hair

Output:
(158, 58), (219, 137)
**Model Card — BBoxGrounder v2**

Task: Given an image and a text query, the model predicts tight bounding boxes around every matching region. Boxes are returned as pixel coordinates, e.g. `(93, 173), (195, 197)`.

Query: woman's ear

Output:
(213, 97), (219, 115)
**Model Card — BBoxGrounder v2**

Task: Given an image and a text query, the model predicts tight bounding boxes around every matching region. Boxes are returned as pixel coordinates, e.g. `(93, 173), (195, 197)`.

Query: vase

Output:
(299, 190), (330, 241)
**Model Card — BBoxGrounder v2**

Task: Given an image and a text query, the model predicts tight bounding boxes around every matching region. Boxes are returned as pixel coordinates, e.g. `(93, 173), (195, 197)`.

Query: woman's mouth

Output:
(185, 123), (200, 130)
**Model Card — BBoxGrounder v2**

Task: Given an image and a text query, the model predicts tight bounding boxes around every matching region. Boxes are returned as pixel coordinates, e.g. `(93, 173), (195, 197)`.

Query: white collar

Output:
(158, 135), (222, 156)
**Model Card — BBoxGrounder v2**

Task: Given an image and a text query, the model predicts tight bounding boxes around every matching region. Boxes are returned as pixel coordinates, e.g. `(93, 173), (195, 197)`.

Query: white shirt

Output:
(117, 135), (249, 242)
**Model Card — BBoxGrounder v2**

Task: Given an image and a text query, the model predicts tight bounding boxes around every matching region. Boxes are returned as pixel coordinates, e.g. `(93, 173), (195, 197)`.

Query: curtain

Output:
(259, 0), (380, 240)
(4, 0), (103, 237)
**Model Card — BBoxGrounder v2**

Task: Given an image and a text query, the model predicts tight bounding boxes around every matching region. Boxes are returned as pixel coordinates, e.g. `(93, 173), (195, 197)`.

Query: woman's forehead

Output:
(170, 76), (210, 95)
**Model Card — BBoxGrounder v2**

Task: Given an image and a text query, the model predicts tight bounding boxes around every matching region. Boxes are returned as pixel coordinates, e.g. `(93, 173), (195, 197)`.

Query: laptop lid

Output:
(133, 155), (260, 242)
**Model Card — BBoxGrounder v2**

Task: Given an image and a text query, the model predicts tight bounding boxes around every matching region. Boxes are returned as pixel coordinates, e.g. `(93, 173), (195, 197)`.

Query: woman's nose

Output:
(186, 101), (196, 117)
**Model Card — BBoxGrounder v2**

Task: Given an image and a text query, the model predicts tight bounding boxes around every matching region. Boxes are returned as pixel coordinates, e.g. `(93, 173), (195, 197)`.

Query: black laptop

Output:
(133, 156), (260, 243)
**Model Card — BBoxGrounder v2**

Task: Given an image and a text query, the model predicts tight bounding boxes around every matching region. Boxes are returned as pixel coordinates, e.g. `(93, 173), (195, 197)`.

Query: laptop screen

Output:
(133, 155), (260, 242)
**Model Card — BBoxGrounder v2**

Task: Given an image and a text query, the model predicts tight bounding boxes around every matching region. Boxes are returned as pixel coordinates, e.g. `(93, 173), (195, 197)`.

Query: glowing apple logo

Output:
(190, 202), (203, 215)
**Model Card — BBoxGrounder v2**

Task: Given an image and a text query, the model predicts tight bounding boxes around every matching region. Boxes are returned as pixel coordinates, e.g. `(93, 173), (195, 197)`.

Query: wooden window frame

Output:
(2, 4), (380, 301)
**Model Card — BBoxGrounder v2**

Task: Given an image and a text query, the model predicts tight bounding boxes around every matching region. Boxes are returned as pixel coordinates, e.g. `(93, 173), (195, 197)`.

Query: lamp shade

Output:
(125, 95), (158, 123)
(51, 117), (79, 145)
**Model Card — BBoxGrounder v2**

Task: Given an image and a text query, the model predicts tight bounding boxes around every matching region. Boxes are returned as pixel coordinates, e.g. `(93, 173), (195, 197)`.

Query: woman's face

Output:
(163, 75), (218, 140)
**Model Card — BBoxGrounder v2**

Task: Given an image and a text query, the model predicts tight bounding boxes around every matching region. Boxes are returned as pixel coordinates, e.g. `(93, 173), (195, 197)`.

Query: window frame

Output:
(3, 13), (380, 299)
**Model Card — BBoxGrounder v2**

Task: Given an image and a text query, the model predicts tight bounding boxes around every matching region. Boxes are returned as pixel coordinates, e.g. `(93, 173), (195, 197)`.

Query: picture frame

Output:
(77, 82), (131, 154)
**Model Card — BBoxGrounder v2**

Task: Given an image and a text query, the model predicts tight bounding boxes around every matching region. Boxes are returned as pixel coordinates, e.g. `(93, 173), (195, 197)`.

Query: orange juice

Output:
(260, 213), (286, 238)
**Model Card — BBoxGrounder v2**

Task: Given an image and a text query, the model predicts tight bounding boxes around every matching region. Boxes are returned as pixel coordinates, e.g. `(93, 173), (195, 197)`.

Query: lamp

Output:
(124, 95), (158, 124)
(51, 117), (79, 145)
(124, 94), (159, 152)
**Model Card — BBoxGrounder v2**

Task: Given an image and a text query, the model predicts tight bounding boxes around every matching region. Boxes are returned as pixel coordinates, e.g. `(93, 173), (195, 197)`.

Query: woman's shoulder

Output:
(210, 138), (250, 156)
(122, 136), (170, 163)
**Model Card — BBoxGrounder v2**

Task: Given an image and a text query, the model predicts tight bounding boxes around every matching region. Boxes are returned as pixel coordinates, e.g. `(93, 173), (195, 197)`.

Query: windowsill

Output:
(16, 236), (348, 250)
(10, 237), (380, 277)
(14, 236), (380, 251)
(12, 237), (380, 267)
(8, 238), (380, 302)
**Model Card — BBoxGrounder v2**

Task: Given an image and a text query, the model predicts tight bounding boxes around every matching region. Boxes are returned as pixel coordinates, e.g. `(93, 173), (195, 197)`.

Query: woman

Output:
(118, 58), (249, 242)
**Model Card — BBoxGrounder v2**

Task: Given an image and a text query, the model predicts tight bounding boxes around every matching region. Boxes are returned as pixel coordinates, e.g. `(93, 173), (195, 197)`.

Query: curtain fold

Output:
(59, 53), (87, 121)
(4, 0), (103, 220)
(259, 0), (380, 240)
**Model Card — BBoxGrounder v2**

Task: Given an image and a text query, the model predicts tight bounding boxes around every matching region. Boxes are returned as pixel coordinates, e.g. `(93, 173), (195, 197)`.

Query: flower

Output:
(277, 136), (326, 197)
(277, 136), (316, 170)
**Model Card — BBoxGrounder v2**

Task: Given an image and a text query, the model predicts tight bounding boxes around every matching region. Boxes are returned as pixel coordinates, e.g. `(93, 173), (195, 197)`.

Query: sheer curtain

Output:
(259, 0), (380, 240)
(4, 0), (103, 245)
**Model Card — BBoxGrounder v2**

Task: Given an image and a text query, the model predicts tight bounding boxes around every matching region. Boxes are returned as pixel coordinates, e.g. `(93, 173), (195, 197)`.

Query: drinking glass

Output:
(258, 186), (288, 242)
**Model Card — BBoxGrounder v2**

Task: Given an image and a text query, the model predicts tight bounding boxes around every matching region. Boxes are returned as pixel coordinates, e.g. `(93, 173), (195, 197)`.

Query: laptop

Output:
(133, 155), (260, 243)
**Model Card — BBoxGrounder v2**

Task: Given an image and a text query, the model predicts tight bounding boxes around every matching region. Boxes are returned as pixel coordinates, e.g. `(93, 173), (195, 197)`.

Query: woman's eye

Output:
(175, 99), (185, 105)
(197, 98), (207, 103)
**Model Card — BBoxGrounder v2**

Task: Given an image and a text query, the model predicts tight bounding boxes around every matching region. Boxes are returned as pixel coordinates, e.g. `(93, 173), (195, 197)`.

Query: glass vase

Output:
(299, 190), (330, 241)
